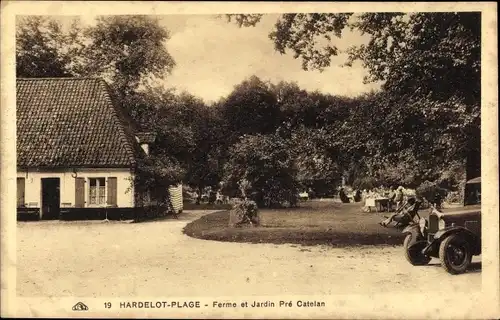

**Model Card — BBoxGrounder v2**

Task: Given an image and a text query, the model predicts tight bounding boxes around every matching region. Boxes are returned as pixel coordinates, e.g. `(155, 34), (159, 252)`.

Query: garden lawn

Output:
(183, 200), (412, 246)
(182, 202), (232, 211)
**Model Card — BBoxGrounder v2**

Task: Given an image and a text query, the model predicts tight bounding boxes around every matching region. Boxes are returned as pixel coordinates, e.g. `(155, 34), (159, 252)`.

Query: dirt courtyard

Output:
(17, 211), (481, 298)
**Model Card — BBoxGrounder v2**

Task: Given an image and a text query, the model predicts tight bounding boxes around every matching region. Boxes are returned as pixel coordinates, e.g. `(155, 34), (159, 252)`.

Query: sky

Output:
(56, 14), (381, 104)
(158, 14), (381, 103)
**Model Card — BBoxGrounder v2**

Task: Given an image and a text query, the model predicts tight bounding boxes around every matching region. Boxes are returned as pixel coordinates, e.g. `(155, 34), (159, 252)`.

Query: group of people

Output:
(339, 185), (408, 210)
(386, 186), (406, 211)
(361, 185), (406, 212)
(338, 184), (421, 227)
(338, 188), (361, 203)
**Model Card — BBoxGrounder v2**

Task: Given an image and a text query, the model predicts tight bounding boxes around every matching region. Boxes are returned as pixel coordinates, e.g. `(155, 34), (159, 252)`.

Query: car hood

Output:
(431, 205), (481, 222)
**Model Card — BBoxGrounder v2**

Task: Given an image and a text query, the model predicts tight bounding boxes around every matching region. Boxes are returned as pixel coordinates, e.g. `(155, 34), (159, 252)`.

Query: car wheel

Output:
(403, 234), (431, 266)
(439, 234), (472, 275)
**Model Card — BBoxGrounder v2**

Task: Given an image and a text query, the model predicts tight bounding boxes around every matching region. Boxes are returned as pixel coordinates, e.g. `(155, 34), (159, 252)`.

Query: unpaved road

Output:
(17, 211), (481, 297)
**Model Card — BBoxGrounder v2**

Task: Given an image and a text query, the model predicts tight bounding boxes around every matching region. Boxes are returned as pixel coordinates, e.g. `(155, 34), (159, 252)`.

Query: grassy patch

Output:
(183, 201), (408, 247)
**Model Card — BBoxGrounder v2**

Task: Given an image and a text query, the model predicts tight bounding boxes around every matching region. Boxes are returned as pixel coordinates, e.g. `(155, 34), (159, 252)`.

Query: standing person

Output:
(434, 190), (443, 210)
(395, 186), (405, 211)
(387, 186), (396, 211)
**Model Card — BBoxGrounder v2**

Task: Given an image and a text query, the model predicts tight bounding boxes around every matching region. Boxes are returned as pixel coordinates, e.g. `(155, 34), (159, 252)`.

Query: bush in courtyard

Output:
(228, 199), (260, 227)
(416, 181), (448, 206)
(222, 133), (299, 208)
(444, 191), (462, 204)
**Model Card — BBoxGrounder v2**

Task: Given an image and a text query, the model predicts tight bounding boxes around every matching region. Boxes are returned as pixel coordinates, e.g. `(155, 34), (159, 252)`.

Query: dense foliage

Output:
(227, 12), (480, 187)
(16, 16), (77, 77)
(223, 132), (299, 208)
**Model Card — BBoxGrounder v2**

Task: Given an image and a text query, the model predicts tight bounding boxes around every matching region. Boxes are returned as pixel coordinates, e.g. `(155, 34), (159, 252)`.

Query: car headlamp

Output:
(419, 217), (427, 234)
(438, 218), (446, 230)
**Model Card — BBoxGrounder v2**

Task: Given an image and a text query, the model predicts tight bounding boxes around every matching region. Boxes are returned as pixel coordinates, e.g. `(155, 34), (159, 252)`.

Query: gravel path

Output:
(17, 211), (481, 298)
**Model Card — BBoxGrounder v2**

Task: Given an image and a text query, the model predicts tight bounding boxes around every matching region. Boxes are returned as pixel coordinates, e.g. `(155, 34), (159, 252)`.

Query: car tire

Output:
(403, 234), (431, 266)
(439, 233), (472, 275)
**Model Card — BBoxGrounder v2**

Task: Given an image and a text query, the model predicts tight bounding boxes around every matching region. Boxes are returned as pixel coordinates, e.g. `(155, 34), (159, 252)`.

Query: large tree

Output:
(16, 16), (76, 77)
(222, 132), (299, 208)
(221, 76), (282, 141)
(17, 15), (176, 105)
(227, 12), (481, 184)
(180, 95), (225, 200)
(80, 15), (176, 98)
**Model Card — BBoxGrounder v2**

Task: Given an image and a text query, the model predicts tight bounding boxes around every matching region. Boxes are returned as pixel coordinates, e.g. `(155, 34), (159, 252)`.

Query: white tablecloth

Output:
(365, 197), (389, 207)
(365, 198), (376, 207)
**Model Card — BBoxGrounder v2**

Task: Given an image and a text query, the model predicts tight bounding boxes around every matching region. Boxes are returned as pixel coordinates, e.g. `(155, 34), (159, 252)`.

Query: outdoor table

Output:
(365, 198), (376, 208)
(364, 197), (389, 212)
(375, 197), (389, 212)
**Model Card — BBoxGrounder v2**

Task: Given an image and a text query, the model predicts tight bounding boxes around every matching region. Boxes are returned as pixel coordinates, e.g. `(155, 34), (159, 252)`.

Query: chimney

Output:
(135, 132), (156, 156)
(140, 143), (149, 155)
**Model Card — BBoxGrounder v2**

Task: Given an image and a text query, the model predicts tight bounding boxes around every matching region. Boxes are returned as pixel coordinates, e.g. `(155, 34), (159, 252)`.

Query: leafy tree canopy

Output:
(16, 16), (75, 77)
(227, 12), (481, 183)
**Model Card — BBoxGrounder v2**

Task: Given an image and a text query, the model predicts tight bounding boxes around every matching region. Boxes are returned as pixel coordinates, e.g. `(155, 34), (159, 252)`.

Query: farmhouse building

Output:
(16, 78), (182, 220)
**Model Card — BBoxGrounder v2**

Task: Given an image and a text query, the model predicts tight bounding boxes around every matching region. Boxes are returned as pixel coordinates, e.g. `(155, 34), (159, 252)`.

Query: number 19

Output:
(104, 302), (112, 309)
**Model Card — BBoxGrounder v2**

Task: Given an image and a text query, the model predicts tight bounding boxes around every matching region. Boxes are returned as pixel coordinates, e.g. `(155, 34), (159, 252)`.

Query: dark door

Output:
(41, 178), (60, 220)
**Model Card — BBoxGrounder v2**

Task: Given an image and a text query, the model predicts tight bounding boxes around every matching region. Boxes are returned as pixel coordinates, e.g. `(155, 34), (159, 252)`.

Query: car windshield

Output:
(464, 182), (481, 205)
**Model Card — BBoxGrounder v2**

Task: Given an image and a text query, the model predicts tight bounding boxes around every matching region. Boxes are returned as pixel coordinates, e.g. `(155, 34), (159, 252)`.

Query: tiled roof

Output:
(17, 78), (137, 168)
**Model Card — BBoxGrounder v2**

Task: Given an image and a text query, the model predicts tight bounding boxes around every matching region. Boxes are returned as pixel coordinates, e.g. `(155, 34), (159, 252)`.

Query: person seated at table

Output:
(339, 188), (350, 203)
(379, 197), (420, 227)
(353, 189), (362, 202)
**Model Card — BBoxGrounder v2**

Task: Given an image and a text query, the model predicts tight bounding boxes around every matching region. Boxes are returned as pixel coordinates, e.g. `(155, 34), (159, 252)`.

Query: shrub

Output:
(416, 181), (448, 205)
(352, 176), (378, 190)
(444, 191), (462, 204)
(222, 134), (299, 208)
(228, 199), (260, 227)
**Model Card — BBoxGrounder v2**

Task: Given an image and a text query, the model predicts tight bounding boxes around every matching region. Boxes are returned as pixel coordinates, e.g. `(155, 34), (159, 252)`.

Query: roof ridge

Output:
(97, 80), (139, 166)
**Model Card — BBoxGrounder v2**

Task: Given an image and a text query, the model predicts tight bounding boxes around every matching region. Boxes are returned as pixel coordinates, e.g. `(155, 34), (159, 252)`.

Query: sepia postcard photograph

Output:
(1, 1), (499, 319)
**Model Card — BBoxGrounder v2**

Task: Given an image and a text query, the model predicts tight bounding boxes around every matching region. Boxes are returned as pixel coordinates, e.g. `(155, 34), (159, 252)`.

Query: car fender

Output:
(434, 226), (478, 242)
(402, 223), (425, 242)
(433, 226), (481, 254)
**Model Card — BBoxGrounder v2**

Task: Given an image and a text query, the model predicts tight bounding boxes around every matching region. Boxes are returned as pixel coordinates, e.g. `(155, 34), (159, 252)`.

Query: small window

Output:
(89, 178), (106, 205)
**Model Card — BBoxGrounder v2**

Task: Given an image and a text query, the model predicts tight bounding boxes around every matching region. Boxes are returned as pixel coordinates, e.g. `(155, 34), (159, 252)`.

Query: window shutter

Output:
(107, 177), (117, 206)
(17, 178), (25, 207)
(75, 178), (85, 208)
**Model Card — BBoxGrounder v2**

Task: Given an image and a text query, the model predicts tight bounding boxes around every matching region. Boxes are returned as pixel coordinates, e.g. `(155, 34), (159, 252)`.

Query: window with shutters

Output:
(89, 178), (106, 205)
(17, 177), (25, 207)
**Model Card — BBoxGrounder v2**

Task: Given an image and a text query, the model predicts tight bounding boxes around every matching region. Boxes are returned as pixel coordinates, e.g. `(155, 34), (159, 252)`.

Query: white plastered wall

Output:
(17, 168), (134, 208)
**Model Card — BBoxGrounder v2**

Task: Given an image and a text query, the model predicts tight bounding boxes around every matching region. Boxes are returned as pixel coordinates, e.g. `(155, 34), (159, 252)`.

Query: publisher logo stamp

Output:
(72, 302), (89, 311)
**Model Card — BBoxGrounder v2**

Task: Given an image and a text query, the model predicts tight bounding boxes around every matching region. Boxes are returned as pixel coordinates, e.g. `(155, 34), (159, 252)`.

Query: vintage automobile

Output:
(402, 177), (481, 274)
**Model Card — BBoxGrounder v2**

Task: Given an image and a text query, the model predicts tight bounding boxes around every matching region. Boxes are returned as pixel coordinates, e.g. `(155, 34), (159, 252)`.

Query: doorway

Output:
(41, 178), (60, 220)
